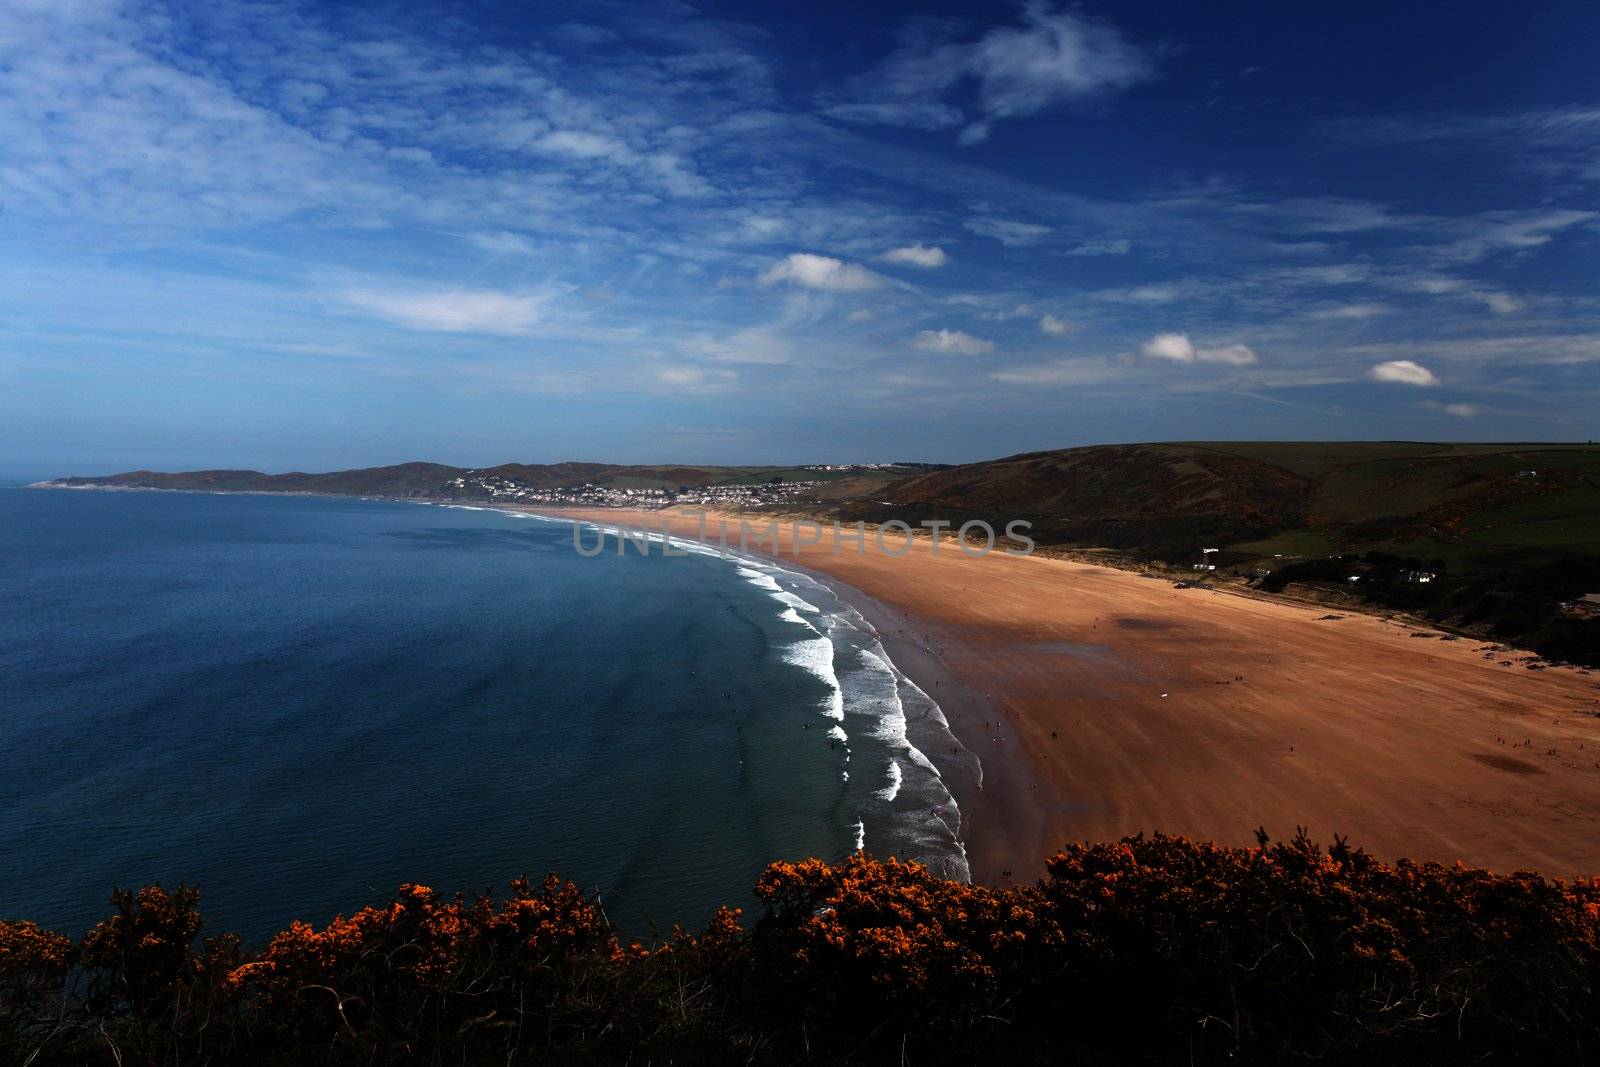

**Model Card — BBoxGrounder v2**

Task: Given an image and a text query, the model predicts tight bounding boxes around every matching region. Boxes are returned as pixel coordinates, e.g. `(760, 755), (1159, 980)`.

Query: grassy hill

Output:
(853, 441), (1600, 663)
(859, 441), (1600, 572)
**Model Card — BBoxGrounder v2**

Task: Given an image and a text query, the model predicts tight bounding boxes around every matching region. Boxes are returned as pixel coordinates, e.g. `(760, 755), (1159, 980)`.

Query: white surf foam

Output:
(877, 758), (902, 802)
(444, 504), (975, 880)
(737, 557), (974, 881)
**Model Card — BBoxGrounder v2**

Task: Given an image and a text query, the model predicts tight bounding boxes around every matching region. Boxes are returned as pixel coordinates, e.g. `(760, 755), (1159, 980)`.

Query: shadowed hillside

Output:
(851, 441), (1600, 663)
(857, 441), (1600, 569)
(846, 443), (1308, 561)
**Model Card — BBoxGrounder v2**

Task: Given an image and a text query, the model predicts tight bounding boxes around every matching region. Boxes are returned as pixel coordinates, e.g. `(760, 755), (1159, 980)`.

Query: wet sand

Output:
(531, 506), (1600, 884)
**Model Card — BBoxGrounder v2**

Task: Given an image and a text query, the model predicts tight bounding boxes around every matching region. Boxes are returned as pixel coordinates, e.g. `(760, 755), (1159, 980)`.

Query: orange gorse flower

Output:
(3, 835), (1599, 1063)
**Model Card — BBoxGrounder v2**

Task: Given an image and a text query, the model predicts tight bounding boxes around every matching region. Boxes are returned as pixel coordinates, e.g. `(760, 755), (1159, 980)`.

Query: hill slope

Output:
(852, 441), (1600, 663)
(861, 441), (1600, 572)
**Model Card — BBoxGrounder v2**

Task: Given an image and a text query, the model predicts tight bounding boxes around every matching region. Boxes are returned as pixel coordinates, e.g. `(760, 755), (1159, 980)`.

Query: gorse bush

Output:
(5, 831), (1598, 1064)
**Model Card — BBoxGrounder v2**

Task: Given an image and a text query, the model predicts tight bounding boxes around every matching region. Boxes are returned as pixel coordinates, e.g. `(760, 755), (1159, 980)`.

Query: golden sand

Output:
(532, 506), (1600, 883)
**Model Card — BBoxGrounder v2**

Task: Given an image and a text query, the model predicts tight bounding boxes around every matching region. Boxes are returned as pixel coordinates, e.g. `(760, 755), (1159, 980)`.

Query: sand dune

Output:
(533, 506), (1600, 884)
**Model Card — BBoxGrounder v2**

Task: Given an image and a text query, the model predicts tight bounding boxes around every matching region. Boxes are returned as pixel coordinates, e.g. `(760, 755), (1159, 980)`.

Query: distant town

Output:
(437, 464), (912, 508)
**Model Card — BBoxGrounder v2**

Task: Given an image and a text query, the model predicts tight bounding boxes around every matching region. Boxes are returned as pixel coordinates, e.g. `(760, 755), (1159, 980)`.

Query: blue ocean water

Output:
(0, 488), (965, 941)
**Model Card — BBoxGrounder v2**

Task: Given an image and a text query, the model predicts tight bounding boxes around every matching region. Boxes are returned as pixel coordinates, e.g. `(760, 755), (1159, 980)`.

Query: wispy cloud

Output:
(1319, 104), (1600, 185)
(336, 286), (571, 336)
(1061, 238), (1131, 256)
(467, 231), (539, 256)
(993, 356), (1122, 387)
(1306, 302), (1391, 320)
(1, 0), (1594, 460)
(1142, 333), (1258, 365)
(758, 253), (887, 292)
(965, 216), (1052, 246)
(879, 244), (949, 268)
(913, 329), (996, 356)
(822, 3), (1156, 144)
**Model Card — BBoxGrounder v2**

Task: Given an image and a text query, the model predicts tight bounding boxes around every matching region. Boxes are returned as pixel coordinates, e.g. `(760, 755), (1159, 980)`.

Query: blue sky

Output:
(2, 0), (1598, 476)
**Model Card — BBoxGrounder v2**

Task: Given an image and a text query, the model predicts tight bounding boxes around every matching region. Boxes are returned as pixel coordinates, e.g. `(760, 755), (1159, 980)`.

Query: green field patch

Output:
(1309, 459), (1480, 523)
(1478, 514), (1600, 554)
(1463, 486), (1600, 532)
(1228, 530), (1338, 557)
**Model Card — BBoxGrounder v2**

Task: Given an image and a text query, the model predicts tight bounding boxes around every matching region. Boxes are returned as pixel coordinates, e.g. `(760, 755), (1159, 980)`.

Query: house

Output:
(1561, 594), (1600, 618)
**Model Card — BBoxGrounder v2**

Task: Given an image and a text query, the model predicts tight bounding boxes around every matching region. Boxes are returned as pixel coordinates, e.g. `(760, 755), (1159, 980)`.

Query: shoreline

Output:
(808, 572), (1044, 883)
(17, 483), (1570, 663)
(512, 506), (1080, 881)
(531, 505), (1600, 883)
(28, 486), (1600, 880)
(509, 505), (992, 879)
(503, 504), (1031, 881)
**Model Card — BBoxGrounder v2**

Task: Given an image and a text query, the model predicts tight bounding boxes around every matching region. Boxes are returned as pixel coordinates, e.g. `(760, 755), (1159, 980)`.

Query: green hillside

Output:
(858, 441), (1600, 663)
(866, 441), (1600, 573)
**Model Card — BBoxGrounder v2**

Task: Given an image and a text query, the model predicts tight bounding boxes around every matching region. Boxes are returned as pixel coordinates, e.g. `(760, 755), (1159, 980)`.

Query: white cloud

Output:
(1307, 302), (1391, 320)
(993, 356), (1122, 386)
(1431, 209), (1595, 265)
(824, 5), (1156, 141)
(757, 253), (886, 292)
(1142, 333), (1258, 365)
(657, 366), (708, 386)
(1320, 106), (1600, 190)
(532, 130), (629, 159)
(653, 365), (737, 391)
(1038, 314), (1071, 335)
(1095, 281), (1202, 304)
(879, 244), (949, 268)
(1197, 343), (1259, 365)
(1142, 332), (1195, 361)
(1369, 360), (1439, 386)
(966, 216), (1052, 246)
(1480, 291), (1524, 315)
(468, 231), (537, 255)
(913, 328), (995, 356)
(686, 326), (793, 365)
(1062, 238), (1131, 256)
(1443, 403), (1481, 417)
(337, 285), (567, 335)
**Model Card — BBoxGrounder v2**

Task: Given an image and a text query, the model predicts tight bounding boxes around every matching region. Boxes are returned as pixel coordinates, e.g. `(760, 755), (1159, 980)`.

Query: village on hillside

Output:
(439, 473), (834, 508)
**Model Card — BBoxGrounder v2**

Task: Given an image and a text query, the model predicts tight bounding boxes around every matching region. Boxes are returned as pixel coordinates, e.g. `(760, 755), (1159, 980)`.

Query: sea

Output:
(0, 487), (968, 941)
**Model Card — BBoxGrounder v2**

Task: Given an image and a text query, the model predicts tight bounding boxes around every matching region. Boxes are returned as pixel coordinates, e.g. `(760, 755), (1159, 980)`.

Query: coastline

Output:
(505, 504), (985, 880)
(809, 573), (1045, 884)
(530, 505), (1600, 883)
(523, 507), (1084, 883)
(509, 506), (1081, 882)
(28, 486), (1600, 881)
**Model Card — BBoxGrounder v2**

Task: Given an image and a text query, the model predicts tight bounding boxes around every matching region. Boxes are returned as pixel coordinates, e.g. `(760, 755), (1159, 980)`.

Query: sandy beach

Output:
(531, 506), (1600, 885)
